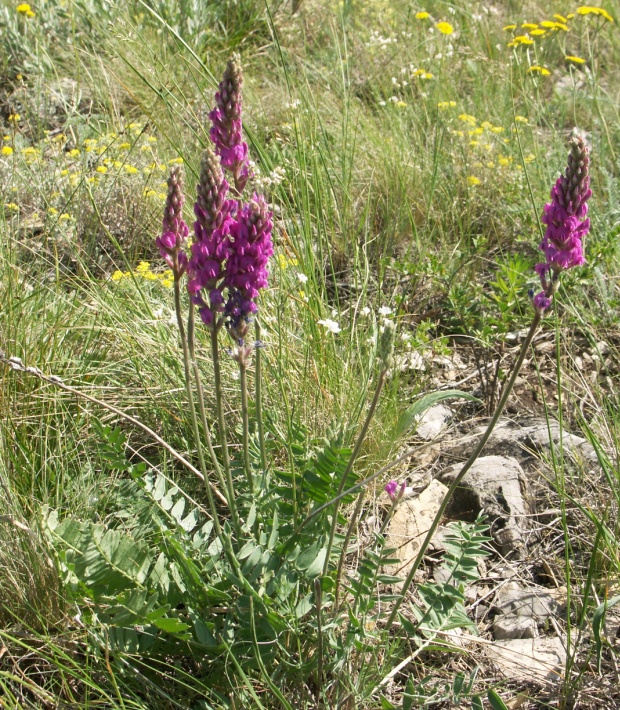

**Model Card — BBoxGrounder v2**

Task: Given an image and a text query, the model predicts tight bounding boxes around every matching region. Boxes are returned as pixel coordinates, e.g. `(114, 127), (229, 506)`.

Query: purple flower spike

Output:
(224, 194), (273, 361)
(156, 165), (189, 277)
(188, 147), (234, 328)
(209, 53), (250, 195)
(533, 135), (591, 314)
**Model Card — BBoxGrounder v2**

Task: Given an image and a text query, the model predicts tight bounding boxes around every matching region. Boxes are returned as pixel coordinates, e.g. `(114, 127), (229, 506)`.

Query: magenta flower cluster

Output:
(533, 136), (591, 312)
(156, 54), (272, 336)
(209, 53), (250, 195)
(156, 165), (189, 278)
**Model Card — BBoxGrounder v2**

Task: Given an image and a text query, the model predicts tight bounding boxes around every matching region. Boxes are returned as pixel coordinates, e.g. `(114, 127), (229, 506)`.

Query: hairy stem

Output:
(384, 311), (542, 632)
(210, 327), (241, 538)
(255, 319), (267, 472)
(323, 369), (387, 576)
(187, 300), (231, 517)
(173, 275), (223, 534)
(239, 361), (253, 493)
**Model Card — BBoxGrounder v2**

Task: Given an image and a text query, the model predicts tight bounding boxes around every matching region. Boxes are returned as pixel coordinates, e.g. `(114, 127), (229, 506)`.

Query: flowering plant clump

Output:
(156, 53), (273, 349)
(532, 136), (591, 312)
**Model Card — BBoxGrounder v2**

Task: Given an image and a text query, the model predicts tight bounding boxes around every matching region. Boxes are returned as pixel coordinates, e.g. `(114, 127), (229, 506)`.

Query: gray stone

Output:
(416, 405), (453, 440)
(438, 455), (528, 555)
(385, 479), (448, 588)
(488, 637), (566, 683)
(493, 614), (537, 640)
(496, 582), (566, 620)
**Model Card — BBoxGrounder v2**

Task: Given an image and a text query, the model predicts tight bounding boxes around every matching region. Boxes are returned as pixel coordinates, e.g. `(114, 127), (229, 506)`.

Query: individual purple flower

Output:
(187, 147), (234, 327)
(385, 480), (405, 501)
(533, 136), (591, 313)
(156, 165), (189, 278)
(209, 53), (250, 194)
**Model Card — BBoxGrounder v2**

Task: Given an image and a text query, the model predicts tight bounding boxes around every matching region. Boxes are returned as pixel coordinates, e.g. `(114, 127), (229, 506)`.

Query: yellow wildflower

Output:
(528, 65), (551, 76)
(5, 203), (19, 210)
(96, 165), (107, 174)
(486, 162), (495, 169)
(169, 157), (184, 165)
(498, 157), (511, 166)
(514, 35), (534, 45)
(59, 213), (71, 221)
(111, 270), (124, 281)
(68, 148), (80, 157)
(147, 136), (157, 143)
(576, 6), (613, 22)
(515, 115), (528, 123)
(524, 153), (535, 163)
(123, 164), (139, 174)
(8, 114), (20, 123)
(136, 261), (151, 273)
(490, 126), (504, 133)
(416, 11), (430, 20)
(458, 113), (477, 125)
(521, 23), (538, 30)
(467, 176), (481, 186)
(469, 141), (479, 147)
(530, 29), (547, 36)
(436, 21), (454, 35)
(540, 20), (557, 28)
(16, 4), (34, 16)
(1, 146), (13, 156)
(554, 14), (567, 22)
(438, 101), (457, 109)
(565, 55), (586, 64)
(503, 24), (517, 31)
(119, 142), (131, 150)
(161, 279), (173, 289)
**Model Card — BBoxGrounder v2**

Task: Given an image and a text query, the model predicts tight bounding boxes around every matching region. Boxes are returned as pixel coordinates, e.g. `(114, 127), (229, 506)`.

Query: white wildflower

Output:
(318, 318), (341, 334)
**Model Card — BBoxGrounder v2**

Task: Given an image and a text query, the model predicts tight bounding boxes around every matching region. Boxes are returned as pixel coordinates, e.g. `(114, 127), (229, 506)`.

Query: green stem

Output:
(384, 311), (542, 632)
(323, 369), (387, 576)
(255, 320), (267, 472)
(239, 361), (253, 493)
(210, 327), (241, 539)
(173, 274), (222, 535)
(186, 300), (230, 516)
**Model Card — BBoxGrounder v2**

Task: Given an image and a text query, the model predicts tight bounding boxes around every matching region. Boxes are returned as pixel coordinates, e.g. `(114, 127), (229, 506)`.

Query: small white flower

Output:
(297, 272), (308, 283)
(331, 309), (338, 317)
(360, 306), (371, 316)
(318, 318), (341, 334)
(378, 101), (386, 106)
(367, 335), (377, 345)
(379, 306), (393, 316)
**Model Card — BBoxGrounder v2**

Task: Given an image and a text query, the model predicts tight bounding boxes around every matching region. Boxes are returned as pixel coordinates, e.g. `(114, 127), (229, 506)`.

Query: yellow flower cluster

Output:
(277, 254), (299, 270)
(112, 261), (174, 289)
(505, 6), (613, 48)
(16, 3), (35, 18)
(577, 5), (613, 21)
(528, 65), (551, 76)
